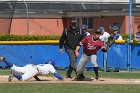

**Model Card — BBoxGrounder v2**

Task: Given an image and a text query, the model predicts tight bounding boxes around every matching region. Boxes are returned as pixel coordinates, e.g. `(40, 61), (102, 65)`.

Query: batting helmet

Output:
(45, 59), (55, 67)
(81, 24), (88, 30)
(111, 25), (119, 31)
(97, 27), (105, 32)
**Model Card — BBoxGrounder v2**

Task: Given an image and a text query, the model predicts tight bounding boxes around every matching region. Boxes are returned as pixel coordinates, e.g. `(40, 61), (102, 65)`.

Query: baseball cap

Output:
(81, 24), (88, 30)
(70, 17), (77, 23)
(111, 25), (119, 31)
(45, 59), (55, 67)
(97, 27), (105, 32)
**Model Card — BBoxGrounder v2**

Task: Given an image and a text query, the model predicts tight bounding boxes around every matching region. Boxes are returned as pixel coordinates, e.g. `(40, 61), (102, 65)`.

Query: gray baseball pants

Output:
(76, 53), (98, 74)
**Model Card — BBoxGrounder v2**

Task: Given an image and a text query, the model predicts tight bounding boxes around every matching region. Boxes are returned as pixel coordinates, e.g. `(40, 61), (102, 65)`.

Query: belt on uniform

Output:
(84, 53), (91, 56)
(31, 64), (39, 72)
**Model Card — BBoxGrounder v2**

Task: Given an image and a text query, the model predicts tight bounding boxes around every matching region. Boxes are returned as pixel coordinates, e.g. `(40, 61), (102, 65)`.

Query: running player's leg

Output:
(0, 56), (13, 67)
(14, 66), (38, 81)
(90, 54), (99, 80)
(0, 56), (26, 74)
(65, 49), (77, 78)
(76, 54), (89, 80)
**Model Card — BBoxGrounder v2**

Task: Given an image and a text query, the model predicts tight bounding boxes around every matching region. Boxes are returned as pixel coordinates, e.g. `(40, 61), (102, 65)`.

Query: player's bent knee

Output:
(76, 68), (83, 74)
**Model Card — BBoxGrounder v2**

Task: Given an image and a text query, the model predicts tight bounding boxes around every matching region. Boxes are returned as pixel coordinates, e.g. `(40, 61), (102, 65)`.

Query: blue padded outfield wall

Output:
(0, 40), (140, 70)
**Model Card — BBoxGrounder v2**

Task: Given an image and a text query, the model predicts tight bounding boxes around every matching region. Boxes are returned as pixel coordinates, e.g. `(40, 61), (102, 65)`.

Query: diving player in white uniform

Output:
(0, 56), (63, 81)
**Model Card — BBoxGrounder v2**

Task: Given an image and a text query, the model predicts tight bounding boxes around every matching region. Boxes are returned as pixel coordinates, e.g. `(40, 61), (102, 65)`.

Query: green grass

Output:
(0, 83), (140, 93)
(57, 70), (140, 79)
(0, 70), (11, 75)
(1, 70), (140, 93)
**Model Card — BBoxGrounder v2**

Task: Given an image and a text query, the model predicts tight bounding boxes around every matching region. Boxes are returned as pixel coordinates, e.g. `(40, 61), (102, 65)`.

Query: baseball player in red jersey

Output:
(75, 31), (107, 80)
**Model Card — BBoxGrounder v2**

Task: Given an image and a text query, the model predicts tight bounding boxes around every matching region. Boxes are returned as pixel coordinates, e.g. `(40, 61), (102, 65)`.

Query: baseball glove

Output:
(106, 35), (115, 47)
(101, 48), (107, 52)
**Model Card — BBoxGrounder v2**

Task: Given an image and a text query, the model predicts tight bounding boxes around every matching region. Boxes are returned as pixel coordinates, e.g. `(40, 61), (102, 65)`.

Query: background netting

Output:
(0, 0), (17, 34)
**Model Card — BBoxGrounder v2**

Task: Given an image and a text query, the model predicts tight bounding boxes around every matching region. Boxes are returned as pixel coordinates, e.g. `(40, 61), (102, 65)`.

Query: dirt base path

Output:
(1, 75), (140, 84)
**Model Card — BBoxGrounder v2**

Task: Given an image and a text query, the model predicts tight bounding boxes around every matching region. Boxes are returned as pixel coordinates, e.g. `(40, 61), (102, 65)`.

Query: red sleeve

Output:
(99, 40), (104, 48)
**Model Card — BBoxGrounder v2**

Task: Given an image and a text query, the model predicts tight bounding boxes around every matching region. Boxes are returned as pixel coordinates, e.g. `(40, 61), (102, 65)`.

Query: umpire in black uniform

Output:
(59, 18), (83, 79)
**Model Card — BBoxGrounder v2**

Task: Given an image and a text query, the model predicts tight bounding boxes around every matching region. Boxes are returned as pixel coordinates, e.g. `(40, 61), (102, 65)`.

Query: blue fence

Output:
(0, 41), (140, 71)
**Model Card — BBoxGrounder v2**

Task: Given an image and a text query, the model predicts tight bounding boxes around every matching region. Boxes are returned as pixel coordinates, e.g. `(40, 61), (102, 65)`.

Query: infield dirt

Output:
(1, 76), (140, 84)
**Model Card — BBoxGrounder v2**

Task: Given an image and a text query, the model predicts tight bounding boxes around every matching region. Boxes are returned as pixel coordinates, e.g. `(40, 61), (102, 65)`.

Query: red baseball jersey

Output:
(80, 35), (104, 55)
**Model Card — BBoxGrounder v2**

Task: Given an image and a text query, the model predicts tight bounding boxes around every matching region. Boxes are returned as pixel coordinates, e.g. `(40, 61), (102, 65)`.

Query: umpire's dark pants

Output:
(65, 49), (77, 77)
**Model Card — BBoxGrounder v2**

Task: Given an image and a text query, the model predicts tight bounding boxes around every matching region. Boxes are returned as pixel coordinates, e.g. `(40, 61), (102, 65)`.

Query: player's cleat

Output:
(95, 76), (100, 80)
(0, 56), (5, 62)
(8, 74), (13, 82)
(74, 73), (85, 81)
(8, 71), (13, 82)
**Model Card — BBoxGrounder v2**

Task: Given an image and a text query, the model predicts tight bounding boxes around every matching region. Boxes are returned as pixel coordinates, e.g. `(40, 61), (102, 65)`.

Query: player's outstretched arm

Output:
(54, 72), (64, 81)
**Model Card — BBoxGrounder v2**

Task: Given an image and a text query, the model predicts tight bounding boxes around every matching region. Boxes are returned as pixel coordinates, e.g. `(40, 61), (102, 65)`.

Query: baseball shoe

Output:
(8, 74), (13, 82)
(95, 76), (100, 80)
(0, 56), (5, 62)
(8, 71), (13, 82)
(74, 73), (85, 81)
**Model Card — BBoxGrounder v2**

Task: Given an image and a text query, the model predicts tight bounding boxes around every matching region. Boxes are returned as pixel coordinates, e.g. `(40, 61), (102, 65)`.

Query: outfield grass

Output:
(58, 70), (140, 79)
(0, 70), (140, 93)
(0, 83), (140, 93)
